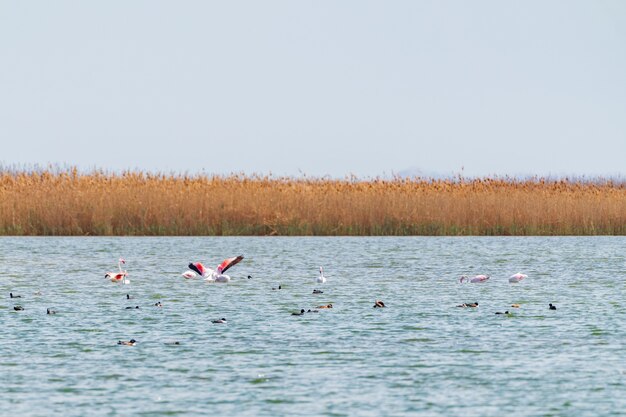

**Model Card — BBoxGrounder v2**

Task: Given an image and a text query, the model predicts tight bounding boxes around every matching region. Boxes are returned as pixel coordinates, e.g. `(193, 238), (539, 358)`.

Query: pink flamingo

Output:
(105, 258), (129, 284)
(509, 273), (527, 283)
(459, 274), (490, 283)
(187, 255), (244, 283)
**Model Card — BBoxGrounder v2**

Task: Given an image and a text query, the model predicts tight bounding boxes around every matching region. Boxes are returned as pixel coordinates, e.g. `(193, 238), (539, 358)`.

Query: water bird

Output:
(316, 267), (327, 284)
(34, 291), (43, 296)
(247, 275), (252, 279)
(549, 303), (557, 310)
(313, 289), (323, 294)
(14, 305), (24, 311)
(292, 309), (305, 316)
(186, 255), (244, 282)
(511, 304), (521, 308)
(317, 304), (333, 309)
(509, 273), (527, 283)
(105, 258), (129, 284)
(10, 292), (21, 298)
(125, 305), (140, 309)
(495, 311), (510, 315)
(118, 339), (136, 346)
(212, 318), (227, 324)
(126, 294), (133, 299)
(307, 309), (319, 313)
(272, 285), (282, 290)
(47, 308), (56, 315)
(181, 270), (198, 279)
(457, 302), (479, 308)
(460, 275), (490, 283)
(154, 301), (162, 307)
(374, 300), (386, 308)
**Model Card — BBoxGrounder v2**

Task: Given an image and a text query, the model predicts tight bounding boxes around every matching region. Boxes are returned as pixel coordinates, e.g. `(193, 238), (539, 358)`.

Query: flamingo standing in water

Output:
(187, 255), (244, 283)
(509, 273), (528, 283)
(459, 274), (489, 283)
(316, 267), (327, 284)
(105, 258), (129, 284)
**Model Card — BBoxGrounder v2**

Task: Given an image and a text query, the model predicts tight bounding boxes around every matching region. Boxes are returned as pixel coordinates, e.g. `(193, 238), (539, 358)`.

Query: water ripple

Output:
(1, 236), (625, 416)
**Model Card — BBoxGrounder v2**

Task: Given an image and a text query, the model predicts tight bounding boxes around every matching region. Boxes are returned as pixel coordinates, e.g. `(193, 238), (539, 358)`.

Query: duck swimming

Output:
(118, 339), (136, 346)
(312, 289), (324, 294)
(456, 302), (479, 308)
(511, 304), (521, 308)
(316, 304), (333, 309)
(272, 285), (282, 290)
(126, 294), (134, 300)
(14, 305), (24, 311)
(212, 318), (227, 324)
(154, 301), (163, 307)
(292, 309), (305, 316)
(549, 303), (557, 310)
(47, 308), (56, 315)
(125, 306), (140, 309)
(495, 311), (510, 315)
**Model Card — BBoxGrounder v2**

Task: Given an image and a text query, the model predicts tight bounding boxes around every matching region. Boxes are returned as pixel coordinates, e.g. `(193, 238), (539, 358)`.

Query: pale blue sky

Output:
(1, 1), (625, 178)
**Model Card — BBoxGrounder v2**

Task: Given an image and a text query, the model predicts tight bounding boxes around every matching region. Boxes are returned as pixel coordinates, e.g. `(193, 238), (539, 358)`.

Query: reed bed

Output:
(0, 169), (624, 235)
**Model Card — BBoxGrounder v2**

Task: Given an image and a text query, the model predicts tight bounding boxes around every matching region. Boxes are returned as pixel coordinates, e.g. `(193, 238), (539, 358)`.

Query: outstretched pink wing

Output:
(189, 262), (207, 276)
(217, 255), (244, 274)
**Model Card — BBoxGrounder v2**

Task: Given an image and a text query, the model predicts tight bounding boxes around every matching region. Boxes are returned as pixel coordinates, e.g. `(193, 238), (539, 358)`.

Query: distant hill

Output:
(393, 167), (450, 180)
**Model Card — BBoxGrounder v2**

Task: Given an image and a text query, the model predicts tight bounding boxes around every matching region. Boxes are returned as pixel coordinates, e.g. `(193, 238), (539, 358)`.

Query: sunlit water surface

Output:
(1, 237), (625, 416)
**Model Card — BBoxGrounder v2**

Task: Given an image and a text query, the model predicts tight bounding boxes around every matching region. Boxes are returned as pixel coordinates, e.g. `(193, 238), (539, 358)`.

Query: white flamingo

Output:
(105, 258), (129, 284)
(187, 255), (244, 283)
(459, 274), (489, 283)
(509, 273), (527, 283)
(316, 267), (327, 284)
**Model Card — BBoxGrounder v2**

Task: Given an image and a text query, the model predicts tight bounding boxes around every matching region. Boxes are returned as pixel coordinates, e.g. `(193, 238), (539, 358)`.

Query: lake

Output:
(1, 237), (625, 416)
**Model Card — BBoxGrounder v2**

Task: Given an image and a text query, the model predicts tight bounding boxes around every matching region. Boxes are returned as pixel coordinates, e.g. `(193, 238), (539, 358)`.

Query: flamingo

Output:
(316, 267), (327, 284)
(459, 275), (489, 283)
(181, 269), (199, 279)
(105, 258), (129, 284)
(509, 273), (527, 283)
(187, 255), (244, 283)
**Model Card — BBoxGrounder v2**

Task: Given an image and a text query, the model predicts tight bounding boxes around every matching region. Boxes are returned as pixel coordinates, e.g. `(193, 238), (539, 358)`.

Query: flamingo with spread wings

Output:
(186, 255), (244, 282)
(106, 258), (129, 284)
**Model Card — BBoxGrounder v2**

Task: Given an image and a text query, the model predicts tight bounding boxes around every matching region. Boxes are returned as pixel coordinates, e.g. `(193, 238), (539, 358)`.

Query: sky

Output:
(1, 1), (625, 179)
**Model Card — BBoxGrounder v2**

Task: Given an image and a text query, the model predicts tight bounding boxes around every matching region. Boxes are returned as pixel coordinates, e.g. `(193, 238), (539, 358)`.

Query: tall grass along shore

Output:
(0, 169), (624, 236)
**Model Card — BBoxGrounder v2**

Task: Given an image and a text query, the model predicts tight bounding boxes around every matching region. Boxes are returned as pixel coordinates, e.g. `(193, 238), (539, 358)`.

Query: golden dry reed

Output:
(0, 168), (625, 235)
